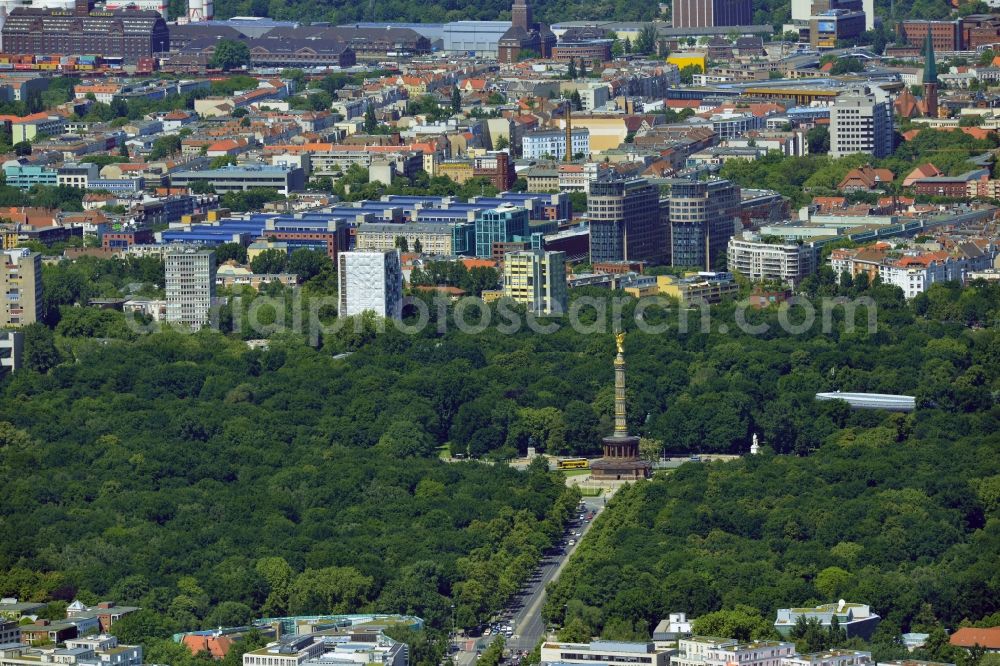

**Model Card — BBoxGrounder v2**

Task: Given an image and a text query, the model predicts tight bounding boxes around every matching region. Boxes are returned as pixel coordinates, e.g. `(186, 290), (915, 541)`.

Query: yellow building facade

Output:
(667, 52), (707, 73)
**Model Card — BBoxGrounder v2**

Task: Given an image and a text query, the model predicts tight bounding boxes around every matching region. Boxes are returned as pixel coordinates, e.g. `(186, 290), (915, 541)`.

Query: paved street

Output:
(453, 494), (606, 665)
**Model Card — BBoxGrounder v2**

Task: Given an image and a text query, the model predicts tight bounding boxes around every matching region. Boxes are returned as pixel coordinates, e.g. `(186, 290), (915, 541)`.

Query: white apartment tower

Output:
(338, 250), (403, 320)
(503, 249), (567, 315)
(829, 86), (894, 159)
(165, 247), (216, 328)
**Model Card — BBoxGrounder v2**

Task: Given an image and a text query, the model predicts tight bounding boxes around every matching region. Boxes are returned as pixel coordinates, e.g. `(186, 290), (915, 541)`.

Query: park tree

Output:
(211, 39), (251, 71)
(287, 566), (373, 615)
(364, 104), (378, 133)
(215, 242), (248, 265)
(250, 249), (288, 275)
(634, 25), (657, 55)
(287, 249), (331, 282)
(21, 323), (60, 372)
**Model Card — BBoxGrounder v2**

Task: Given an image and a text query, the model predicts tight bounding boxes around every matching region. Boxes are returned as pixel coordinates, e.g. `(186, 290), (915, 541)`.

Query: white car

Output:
(568, 539), (576, 545)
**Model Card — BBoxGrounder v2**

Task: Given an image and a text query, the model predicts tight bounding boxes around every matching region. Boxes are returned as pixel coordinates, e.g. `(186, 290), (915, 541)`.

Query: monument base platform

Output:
(590, 457), (651, 481)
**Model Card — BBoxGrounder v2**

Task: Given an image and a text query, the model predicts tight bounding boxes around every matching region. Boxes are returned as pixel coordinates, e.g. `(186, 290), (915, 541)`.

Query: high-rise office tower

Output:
(588, 174), (667, 264)
(475, 205), (530, 258)
(165, 247), (216, 328)
(672, 0), (751, 28)
(669, 179), (741, 270)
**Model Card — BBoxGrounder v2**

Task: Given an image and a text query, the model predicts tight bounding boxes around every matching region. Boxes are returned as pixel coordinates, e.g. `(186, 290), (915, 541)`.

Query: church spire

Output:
(923, 32), (937, 84)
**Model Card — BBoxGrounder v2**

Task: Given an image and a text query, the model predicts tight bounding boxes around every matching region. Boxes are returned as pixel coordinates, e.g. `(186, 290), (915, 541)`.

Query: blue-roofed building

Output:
(159, 213), (351, 260)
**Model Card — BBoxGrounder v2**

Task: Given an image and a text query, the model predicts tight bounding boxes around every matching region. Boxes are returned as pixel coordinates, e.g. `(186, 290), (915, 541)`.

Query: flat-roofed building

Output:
(337, 250), (403, 320)
(476, 205), (530, 258)
(0, 618), (20, 643)
(588, 174), (666, 264)
(540, 641), (671, 666)
(784, 650), (873, 666)
(165, 247), (216, 329)
(669, 178), (740, 270)
(775, 602), (881, 641)
(503, 249), (567, 315)
(0, 249), (41, 328)
(655, 272), (739, 305)
(170, 166), (306, 196)
(0, 599), (45, 621)
(356, 222), (474, 257)
(522, 129), (591, 161)
(829, 87), (893, 159)
(674, 637), (740, 666)
(727, 232), (817, 287)
(704, 642), (796, 666)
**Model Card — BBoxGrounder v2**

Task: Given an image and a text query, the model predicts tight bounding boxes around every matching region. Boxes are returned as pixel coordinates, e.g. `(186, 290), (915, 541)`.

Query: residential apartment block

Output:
(830, 244), (990, 299)
(338, 250), (404, 320)
(503, 249), (567, 315)
(521, 129), (591, 161)
(674, 637), (740, 666)
(727, 232), (818, 286)
(165, 247), (217, 328)
(705, 641), (797, 666)
(1, 249), (41, 328)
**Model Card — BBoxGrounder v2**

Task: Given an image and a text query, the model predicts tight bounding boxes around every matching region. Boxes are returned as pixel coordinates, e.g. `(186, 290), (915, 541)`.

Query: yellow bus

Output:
(558, 458), (590, 470)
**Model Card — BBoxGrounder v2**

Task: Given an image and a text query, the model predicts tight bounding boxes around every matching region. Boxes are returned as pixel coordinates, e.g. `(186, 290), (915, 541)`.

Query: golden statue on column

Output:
(589, 330), (652, 481)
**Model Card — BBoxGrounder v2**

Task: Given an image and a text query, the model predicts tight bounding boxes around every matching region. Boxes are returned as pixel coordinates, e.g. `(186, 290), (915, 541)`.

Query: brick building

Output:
(898, 20), (962, 51)
(1, 8), (169, 64)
